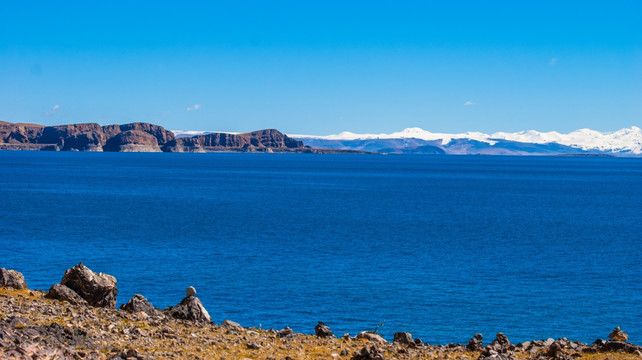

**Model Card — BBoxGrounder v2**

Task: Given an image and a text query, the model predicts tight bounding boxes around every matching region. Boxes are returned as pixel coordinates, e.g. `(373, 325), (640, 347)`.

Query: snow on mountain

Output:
(291, 126), (642, 154)
(171, 130), (238, 138)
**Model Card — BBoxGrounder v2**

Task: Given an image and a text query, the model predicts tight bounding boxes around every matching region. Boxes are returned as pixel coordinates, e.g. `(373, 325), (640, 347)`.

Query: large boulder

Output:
(0, 268), (27, 289)
(45, 283), (88, 306)
(120, 294), (157, 316)
(60, 263), (118, 308)
(166, 287), (211, 323)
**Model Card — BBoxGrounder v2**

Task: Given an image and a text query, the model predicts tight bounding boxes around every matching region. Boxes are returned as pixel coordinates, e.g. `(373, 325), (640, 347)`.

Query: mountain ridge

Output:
(289, 126), (642, 155)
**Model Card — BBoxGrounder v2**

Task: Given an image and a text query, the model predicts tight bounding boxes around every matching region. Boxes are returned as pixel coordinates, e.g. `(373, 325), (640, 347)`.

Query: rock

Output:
(246, 341), (261, 350)
(120, 294), (157, 315)
(590, 340), (642, 354)
(166, 295), (211, 323)
(477, 346), (516, 360)
(166, 129), (305, 152)
(186, 287), (196, 297)
(45, 284), (88, 306)
(356, 331), (388, 344)
(393, 332), (414, 346)
(0, 268), (28, 289)
(490, 333), (511, 353)
(545, 342), (566, 359)
(351, 345), (386, 360)
(221, 320), (244, 331)
(60, 263), (118, 308)
(276, 327), (294, 338)
(467, 334), (484, 351)
(315, 321), (334, 338)
(608, 327), (628, 342)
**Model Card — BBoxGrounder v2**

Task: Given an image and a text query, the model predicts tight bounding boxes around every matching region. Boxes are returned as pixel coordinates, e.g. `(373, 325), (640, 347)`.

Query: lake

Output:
(0, 152), (640, 344)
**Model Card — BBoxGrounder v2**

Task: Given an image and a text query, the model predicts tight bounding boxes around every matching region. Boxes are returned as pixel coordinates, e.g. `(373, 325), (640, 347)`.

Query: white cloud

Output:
(186, 104), (201, 112)
(44, 104), (60, 116)
(549, 58), (558, 66)
(463, 101), (474, 106)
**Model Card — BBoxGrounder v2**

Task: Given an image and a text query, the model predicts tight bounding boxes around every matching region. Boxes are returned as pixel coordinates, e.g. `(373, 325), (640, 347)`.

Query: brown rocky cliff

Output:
(166, 128), (305, 152)
(0, 121), (174, 152)
(0, 121), (319, 153)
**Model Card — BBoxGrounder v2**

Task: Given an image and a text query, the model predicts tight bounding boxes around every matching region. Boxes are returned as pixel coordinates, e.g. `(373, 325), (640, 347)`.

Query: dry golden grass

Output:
(0, 288), (639, 360)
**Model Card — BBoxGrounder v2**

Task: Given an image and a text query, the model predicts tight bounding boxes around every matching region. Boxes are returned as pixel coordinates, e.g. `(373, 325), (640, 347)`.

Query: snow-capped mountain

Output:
(290, 126), (642, 155)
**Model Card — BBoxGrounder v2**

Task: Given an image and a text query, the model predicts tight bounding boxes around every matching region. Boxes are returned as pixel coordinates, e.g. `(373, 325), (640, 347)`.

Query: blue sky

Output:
(1, 1), (640, 134)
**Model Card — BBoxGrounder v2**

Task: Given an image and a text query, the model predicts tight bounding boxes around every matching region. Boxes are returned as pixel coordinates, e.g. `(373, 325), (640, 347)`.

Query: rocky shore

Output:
(1, 265), (640, 360)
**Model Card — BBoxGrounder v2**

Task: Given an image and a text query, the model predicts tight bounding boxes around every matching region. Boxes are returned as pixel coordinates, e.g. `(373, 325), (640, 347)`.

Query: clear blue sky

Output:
(1, 1), (640, 134)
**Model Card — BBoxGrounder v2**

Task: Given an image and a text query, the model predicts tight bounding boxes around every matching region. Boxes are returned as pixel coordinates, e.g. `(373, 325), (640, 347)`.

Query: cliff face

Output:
(0, 121), (174, 152)
(0, 122), (307, 153)
(165, 129), (306, 152)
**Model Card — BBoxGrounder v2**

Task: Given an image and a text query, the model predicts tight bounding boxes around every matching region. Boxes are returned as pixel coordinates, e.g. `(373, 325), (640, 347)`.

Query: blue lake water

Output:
(0, 152), (640, 344)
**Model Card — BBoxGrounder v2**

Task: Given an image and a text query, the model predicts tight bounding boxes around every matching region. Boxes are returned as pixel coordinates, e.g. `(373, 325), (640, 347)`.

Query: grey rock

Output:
(186, 286), (196, 297)
(276, 326), (294, 338)
(591, 340), (642, 354)
(45, 283), (88, 305)
(477, 346), (516, 360)
(221, 319), (244, 331)
(166, 295), (211, 323)
(0, 268), (28, 290)
(246, 341), (261, 350)
(467, 334), (484, 351)
(315, 321), (334, 338)
(120, 294), (157, 315)
(490, 333), (511, 353)
(393, 332), (415, 346)
(60, 263), (118, 308)
(351, 345), (386, 360)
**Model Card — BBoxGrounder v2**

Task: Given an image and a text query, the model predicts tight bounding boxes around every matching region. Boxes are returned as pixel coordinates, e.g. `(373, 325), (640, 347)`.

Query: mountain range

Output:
(284, 127), (642, 156)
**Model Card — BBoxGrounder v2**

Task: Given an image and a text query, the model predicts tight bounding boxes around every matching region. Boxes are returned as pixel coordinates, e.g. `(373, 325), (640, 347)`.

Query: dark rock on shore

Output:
(467, 333), (484, 351)
(490, 332), (512, 352)
(315, 321), (334, 338)
(589, 339), (642, 354)
(120, 294), (157, 316)
(165, 288), (211, 323)
(46, 283), (88, 306)
(478, 347), (516, 360)
(393, 332), (415, 346)
(0, 268), (27, 289)
(351, 345), (386, 360)
(59, 263), (118, 308)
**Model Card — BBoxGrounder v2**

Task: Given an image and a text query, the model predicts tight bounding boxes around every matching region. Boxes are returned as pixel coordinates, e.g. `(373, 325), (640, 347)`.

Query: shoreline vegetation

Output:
(1, 265), (640, 360)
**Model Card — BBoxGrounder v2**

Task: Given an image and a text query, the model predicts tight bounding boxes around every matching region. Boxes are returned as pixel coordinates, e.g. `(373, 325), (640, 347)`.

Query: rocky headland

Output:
(0, 121), (364, 153)
(1, 265), (640, 360)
